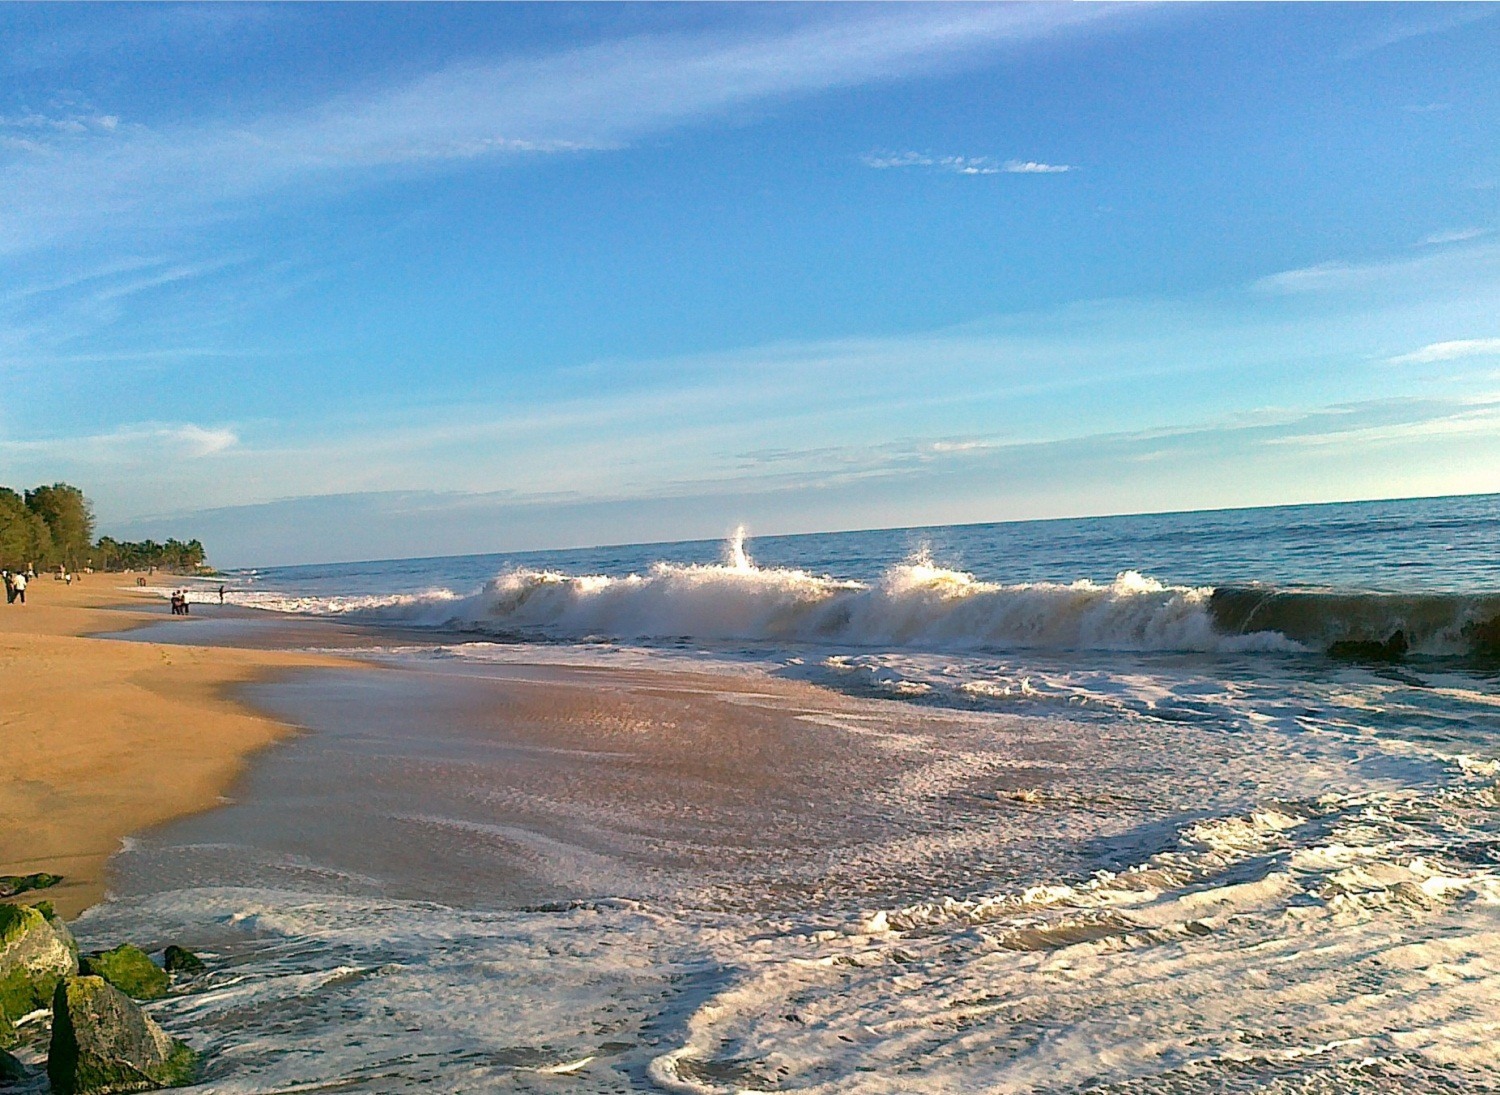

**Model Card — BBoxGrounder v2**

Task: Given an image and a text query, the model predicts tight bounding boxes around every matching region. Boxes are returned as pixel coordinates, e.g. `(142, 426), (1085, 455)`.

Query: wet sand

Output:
(7, 580), (1179, 923)
(107, 646), (1170, 918)
(0, 579), (358, 916)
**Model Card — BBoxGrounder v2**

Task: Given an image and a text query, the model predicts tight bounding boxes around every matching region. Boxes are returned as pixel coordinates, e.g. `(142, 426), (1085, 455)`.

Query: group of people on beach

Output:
(170, 589), (192, 615)
(1, 569), (28, 604)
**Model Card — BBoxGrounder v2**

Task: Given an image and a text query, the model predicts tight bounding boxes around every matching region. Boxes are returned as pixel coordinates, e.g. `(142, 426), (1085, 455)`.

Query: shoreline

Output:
(0, 578), (361, 918)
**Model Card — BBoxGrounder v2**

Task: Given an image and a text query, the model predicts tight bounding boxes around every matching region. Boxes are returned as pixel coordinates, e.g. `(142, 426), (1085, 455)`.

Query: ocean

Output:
(82, 494), (1500, 1092)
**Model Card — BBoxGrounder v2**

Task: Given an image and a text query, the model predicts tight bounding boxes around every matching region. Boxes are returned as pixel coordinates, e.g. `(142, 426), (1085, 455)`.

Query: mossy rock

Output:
(0, 905), (29, 950)
(48, 977), (198, 1095)
(160, 947), (204, 976)
(0, 904), (78, 1021)
(0, 874), (62, 899)
(0, 1010), (14, 1049)
(79, 947), (168, 1002)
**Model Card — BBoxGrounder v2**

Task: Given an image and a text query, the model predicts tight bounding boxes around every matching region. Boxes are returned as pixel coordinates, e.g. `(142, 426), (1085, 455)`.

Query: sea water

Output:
(82, 494), (1500, 1092)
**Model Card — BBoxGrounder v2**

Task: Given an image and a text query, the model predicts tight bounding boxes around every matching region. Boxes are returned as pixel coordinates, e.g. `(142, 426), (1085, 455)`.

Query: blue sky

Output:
(1, 2), (1498, 566)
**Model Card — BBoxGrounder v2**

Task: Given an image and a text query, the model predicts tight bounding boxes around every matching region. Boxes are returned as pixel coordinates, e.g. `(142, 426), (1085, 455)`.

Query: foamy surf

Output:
(648, 779), (1500, 1094)
(202, 550), (1292, 654)
(189, 528), (1500, 657)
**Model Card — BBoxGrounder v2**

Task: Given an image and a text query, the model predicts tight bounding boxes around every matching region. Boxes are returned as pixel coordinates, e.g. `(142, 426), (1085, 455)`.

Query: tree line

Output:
(0, 482), (208, 573)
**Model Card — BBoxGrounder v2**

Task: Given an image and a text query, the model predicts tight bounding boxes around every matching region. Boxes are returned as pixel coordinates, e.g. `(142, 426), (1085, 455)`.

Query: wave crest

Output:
(218, 535), (1500, 656)
(233, 539), (1285, 654)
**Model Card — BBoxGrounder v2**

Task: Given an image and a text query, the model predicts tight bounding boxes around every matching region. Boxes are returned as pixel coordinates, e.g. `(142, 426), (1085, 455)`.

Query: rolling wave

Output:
(210, 531), (1500, 657)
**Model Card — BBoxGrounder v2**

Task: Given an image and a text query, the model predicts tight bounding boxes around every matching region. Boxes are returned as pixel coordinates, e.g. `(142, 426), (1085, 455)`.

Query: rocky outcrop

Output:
(79, 947), (168, 1002)
(0, 903), (79, 1022)
(0, 873), (62, 899)
(47, 976), (197, 1095)
(160, 947), (204, 976)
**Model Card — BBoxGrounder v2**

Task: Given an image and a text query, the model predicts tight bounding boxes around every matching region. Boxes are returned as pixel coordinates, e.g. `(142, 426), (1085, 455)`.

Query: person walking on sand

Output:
(218, 584), (226, 605)
(2, 571), (12, 604)
(12, 570), (26, 604)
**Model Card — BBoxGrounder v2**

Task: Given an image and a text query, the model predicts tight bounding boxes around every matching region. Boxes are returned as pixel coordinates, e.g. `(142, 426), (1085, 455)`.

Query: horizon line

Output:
(214, 486), (1500, 573)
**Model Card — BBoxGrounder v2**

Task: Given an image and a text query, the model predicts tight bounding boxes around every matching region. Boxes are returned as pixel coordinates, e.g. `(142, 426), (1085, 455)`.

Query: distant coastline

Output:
(1, 480), (211, 577)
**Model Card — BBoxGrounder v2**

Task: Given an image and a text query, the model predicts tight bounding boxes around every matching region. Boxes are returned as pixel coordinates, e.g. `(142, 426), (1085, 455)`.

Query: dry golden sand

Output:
(0, 578), (355, 917)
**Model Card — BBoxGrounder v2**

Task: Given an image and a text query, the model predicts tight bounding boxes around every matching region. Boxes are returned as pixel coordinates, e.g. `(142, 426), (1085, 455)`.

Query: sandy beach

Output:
(0, 578), (354, 918)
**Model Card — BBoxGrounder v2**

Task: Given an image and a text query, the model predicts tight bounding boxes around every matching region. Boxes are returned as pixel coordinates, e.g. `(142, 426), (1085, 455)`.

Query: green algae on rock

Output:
(159, 947), (204, 976)
(48, 976), (197, 1095)
(0, 874), (62, 900)
(79, 947), (168, 1002)
(0, 903), (79, 1022)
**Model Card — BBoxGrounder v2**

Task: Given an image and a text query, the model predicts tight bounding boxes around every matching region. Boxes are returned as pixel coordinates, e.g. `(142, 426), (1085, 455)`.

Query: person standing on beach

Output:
(219, 584), (226, 605)
(2, 571), (12, 604)
(12, 571), (26, 604)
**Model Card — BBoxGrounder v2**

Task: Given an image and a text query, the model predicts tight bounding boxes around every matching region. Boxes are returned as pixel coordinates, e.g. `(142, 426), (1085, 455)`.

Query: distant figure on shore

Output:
(11, 571), (25, 604)
(218, 585), (226, 605)
(2, 571), (12, 604)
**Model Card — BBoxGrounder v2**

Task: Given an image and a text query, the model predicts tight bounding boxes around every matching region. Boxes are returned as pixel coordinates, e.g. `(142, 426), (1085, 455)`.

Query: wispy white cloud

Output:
(0, 108), (120, 134)
(163, 425), (239, 457)
(1002, 160), (1071, 174)
(861, 150), (936, 170)
(14, 234), (1500, 552)
(1252, 241), (1500, 295)
(1421, 227), (1489, 246)
(87, 256), (250, 303)
(0, 422), (239, 462)
(861, 150), (1072, 175)
(106, 393), (1500, 566)
(1340, 6), (1500, 60)
(1387, 338), (1500, 366)
(0, 5), (1130, 256)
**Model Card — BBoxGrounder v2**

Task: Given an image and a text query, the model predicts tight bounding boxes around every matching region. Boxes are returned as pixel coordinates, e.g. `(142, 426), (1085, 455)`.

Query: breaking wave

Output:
(214, 531), (1500, 657)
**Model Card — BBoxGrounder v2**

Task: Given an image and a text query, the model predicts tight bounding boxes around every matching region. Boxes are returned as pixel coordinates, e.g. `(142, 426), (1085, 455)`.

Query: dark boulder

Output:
(47, 976), (197, 1095)
(0, 903), (79, 1022)
(0, 1047), (27, 1082)
(160, 947), (204, 976)
(79, 947), (168, 1002)
(1328, 630), (1408, 662)
(1464, 615), (1500, 659)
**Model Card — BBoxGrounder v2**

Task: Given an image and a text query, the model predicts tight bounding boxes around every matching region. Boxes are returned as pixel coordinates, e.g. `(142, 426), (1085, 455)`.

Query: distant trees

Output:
(93, 537), (207, 572)
(0, 488), (55, 570)
(23, 483), (93, 570)
(0, 481), (208, 572)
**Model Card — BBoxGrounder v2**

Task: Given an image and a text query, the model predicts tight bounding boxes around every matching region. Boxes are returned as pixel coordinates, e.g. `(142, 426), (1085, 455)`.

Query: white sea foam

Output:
(215, 547), (1303, 655)
(81, 778), (1500, 1093)
(650, 780), (1500, 1093)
